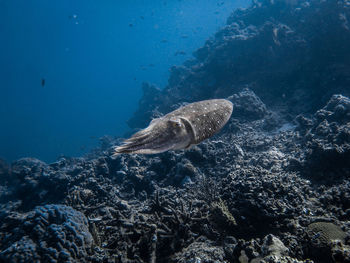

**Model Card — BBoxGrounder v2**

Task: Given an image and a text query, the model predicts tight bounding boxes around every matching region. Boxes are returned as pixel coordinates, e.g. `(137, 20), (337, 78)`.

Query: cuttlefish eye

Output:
(169, 118), (183, 128)
(173, 122), (181, 127)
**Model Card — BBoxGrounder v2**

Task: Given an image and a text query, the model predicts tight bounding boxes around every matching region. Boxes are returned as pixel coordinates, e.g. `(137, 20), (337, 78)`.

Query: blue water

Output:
(0, 0), (249, 163)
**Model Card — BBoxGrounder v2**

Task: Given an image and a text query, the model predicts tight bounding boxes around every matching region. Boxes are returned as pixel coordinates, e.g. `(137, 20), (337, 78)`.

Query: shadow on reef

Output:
(2, 0), (350, 262)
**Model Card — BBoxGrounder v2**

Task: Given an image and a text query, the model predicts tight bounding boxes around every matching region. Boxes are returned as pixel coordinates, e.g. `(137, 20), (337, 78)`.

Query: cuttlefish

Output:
(113, 99), (233, 155)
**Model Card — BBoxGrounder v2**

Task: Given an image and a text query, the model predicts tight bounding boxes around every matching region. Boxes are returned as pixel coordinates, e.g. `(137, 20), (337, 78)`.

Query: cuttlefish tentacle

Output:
(113, 131), (160, 155)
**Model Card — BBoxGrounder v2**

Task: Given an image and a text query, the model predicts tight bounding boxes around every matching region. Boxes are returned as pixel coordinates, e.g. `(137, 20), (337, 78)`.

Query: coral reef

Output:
(1, 0), (350, 262)
(296, 94), (350, 182)
(1, 91), (349, 262)
(128, 0), (350, 129)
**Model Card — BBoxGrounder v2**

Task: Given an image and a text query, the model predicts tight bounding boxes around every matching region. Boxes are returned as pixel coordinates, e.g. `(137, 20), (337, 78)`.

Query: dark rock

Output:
(261, 234), (289, 258)
(227, 88), (268, 121)
(219, 168), (315, 239)
(331, 240), (350, 263)
(170, 239), (225, 263)
(297, 95), (350, 182)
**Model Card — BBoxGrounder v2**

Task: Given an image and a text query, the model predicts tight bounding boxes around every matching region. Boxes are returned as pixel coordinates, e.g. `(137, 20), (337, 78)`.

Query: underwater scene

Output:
(1, 0), (350, 262)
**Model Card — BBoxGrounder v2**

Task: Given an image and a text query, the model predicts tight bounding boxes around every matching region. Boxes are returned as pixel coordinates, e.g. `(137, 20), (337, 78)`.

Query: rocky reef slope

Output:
(128, 0), (350, 129)
(1, 0), (350, 262)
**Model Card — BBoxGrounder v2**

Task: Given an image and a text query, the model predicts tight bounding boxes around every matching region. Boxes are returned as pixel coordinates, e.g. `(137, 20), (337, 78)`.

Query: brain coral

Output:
(307, 222), (346, 247)
(0, 204), (93, 262)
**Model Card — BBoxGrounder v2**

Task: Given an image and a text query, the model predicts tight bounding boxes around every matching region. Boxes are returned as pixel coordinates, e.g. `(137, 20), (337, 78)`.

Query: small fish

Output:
(68, 14), (78, 19)
(41, 78), (45, 87)
(175, 50), (186, 56)
(129, 23), (133, 27)
(113, 99), (233, 155)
